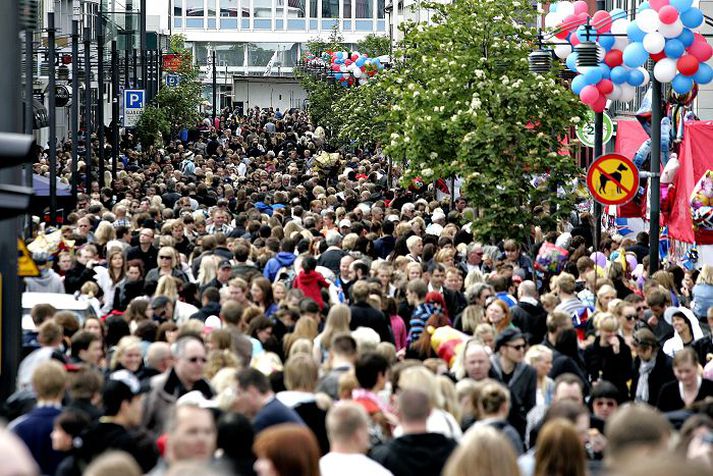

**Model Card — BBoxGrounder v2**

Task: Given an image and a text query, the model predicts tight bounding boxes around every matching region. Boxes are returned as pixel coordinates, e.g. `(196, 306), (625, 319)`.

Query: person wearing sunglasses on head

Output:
(142, 335), (214, 437)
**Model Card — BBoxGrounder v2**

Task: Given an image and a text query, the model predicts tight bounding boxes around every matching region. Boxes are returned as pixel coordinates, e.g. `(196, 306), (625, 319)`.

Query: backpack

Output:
(273, 266), (296, 287)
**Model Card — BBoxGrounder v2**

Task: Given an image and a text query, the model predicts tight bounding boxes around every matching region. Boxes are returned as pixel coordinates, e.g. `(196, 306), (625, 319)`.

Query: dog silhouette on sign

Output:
(598, 163), (628, 194)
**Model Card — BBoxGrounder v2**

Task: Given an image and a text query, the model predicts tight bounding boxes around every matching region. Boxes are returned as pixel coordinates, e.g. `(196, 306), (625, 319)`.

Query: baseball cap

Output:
(339, 219), (352, 228)
(219, 259), (233, 269)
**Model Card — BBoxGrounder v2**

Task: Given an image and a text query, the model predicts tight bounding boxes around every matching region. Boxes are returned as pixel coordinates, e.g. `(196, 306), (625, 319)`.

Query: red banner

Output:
(162, 54), (182, 72)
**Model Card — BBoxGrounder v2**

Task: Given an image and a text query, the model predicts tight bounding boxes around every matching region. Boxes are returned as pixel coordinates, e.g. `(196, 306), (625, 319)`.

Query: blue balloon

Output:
(670, 0), (693, 12)
(677, 28), (695, 48)
(694, 63), (713, 85)
(664, 39), (685, 59)
(355, 57), (366, 67)
(627, 22), (646, 43)
(599, 63), (611, 80)
(599, 34), (616, 51)
(637, 2), (650, 13)
(611, 66), (629, 84)
(681, 8), (704, 29)
(623, 42), (648, 68)
(576, 25), (594, 43)
(566, 52), (579, 73)
(672, 74), (694, 94)
(582, 67), (603, 85)
(571, 75), (587, 95)
(610, 8), (627, 21)
(628, 69), (645, 86)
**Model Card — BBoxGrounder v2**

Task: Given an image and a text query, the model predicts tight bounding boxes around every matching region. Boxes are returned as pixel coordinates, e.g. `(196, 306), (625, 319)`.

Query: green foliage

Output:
(136, 34), (202, 146)
(306, 25), (345, 55)
(299, 74), (344, 135)
(356, 34), (391, 57)
(377, 0), (587, 242)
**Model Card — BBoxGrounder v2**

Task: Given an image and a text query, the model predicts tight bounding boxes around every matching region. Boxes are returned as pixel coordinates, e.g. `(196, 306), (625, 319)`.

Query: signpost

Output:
(123, 89), (145, 128)
(587, 153), (639, 206)
(577, 111), (613, 148)
(165, 74), (180, 87)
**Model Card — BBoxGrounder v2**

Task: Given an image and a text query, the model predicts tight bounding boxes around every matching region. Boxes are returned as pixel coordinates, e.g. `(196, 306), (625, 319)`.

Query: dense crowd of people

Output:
(5, 105), (713, 476)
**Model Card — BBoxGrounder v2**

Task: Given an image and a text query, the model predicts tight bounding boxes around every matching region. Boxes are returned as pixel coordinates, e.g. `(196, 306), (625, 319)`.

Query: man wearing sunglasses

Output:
(142, 336), (214, 437)
(489, 328), (537, 438)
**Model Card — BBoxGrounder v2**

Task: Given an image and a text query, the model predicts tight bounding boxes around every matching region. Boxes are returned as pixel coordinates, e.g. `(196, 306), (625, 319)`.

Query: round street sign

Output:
(587, 153), (639, 206)
(576, 111), (613, 148)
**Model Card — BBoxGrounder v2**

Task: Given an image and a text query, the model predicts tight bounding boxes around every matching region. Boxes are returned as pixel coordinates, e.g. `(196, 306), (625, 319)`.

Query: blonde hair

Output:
(94, 221), (116, 246)
(525, 344), (553, 367)
(437, 375), (461, 422)
(81, 281), (100, 298)
(595, 312), (620, 332)
(204, 349), (240, 381)
(459, 304), (484, 334)
(197, 255), (221, 287)
(442, 426), (519, 476)
(155, 275), (179, 300)
(697, 264), (713, 285)
(283, 318), (318, 355)
(398, 366), (444, 408)
(110, 336), (141, 371)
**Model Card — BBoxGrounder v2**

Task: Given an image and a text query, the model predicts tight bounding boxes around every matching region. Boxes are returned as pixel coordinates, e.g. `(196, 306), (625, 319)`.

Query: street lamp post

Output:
(649, 78), (662, 273)
(97, 8), (106, 188)
(212, 50), (217, 122)
(48, 1), (57, 225)
(84, 25), (92, 192)
(112, 40), (119, 182)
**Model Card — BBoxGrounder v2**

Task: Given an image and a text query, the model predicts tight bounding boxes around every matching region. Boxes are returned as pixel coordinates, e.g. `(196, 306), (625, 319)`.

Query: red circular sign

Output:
(586, 154), (640, 206)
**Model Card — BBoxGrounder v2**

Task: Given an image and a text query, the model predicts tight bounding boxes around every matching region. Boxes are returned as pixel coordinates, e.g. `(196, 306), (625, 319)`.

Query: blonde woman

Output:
(196, 255), (221, 289)
(283, 316), (318, 356)
(443, 425), (519, 476)
(525, 345), (555, 406)
(154, 275), (179, 300)
(692, 264), (713, 319)
(109, 336), (142, 373)
(145, 246), (188, 287)
(313, 304), (351, 364)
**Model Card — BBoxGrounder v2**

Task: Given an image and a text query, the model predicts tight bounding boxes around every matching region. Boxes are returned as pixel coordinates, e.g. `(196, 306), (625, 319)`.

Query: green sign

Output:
(576, 111), (613, 149)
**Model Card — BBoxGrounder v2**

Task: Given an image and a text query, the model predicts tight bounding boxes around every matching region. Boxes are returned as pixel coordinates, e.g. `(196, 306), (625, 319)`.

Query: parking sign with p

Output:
(123, 89), (145, 128)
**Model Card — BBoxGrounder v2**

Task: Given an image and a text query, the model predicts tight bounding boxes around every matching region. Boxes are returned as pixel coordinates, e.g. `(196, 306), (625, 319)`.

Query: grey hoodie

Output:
(24, 269), (65, 294)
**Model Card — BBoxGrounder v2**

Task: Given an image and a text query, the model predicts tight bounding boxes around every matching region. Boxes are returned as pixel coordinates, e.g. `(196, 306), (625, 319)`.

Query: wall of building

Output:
(231, 77), (307, 110)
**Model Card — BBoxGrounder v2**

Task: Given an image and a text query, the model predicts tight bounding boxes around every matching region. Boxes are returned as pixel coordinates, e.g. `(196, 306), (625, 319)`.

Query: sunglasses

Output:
(159, 256), (172, 260)
(187, 356), (207, 364)
(506, 344), (526, 351)
(624, 314), (637, 321)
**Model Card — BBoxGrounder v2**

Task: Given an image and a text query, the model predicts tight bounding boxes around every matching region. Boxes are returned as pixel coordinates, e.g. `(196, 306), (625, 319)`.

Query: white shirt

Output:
(320, 453), (393, 476)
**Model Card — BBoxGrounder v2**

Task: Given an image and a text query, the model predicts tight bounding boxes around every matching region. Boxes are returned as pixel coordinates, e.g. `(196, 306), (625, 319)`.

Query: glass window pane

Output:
(323, 0), (338, 18)
(221, 0), (238, 16)
(309, 0), (317, 18)
(287, 0), (305, 17)
(208, 0), (216, 16)
(377, 0), (384, 18)
(355, 0), (371, 18)
(174, 0), (183, 17)
(254, 0), (272, 18)
(186, 0), (203, 16)
(343, 0), (351, 18)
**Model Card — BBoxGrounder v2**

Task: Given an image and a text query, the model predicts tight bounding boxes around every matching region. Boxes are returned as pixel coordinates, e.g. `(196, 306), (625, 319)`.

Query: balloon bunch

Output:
(545, 0), (713, 112)
(326, 51), (385, 87)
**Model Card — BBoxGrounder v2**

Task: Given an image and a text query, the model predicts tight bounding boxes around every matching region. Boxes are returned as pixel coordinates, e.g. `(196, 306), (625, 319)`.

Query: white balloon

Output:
(554, 44), (572, 59)
(611, 18), (630, 35)
(637, 67), (650, 87)
(353, 67), (363, 78)
(608, 84), (622, 101)
(544, 12), (562, 28)
(658, 19), (683, 38)
(620, 84), (636, 102)
(643, 32), (665, 54)
(638, 9), (661, 33)
(614, 37), (630, 52)
(358, 77), (368, 85)
(654, 58), (677, 82)
(557, 1), (575, 17)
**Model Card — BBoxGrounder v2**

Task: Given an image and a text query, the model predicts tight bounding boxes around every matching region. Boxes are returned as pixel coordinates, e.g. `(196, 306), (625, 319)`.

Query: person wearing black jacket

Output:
(511, 281), (548, 345)
(584, 315), (633, 400)
(656, 347), (713, 412)
(190, 287), (222, 322)
(349, 281), (394, 343)
(630, 328), (675, 405)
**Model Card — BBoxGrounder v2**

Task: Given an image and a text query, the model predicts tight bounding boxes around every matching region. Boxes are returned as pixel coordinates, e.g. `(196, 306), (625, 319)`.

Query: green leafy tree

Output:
(136, 34), (203, 146)
(380, 0), (587, 243)
(356, 34), (390, 57)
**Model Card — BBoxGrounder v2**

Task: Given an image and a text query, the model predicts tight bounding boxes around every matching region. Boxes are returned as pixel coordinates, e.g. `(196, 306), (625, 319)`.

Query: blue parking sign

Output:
(165, 74), (180, 87)
(123, 89), (145, 128)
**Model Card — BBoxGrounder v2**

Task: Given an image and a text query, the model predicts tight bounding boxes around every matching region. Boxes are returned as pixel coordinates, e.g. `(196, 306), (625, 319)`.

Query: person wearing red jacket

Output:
(294, 256), (330, 309)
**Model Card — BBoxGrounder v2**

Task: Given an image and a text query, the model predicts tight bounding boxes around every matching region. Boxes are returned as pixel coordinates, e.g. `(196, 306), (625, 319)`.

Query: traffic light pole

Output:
(84, 26), (92, 192)
(48, 6), (57, 226)
(97, 10), (105, 188)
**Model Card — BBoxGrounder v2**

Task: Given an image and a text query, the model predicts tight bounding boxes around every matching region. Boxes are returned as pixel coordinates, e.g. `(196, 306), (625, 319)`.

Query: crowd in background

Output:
(4, 105), (713, 476)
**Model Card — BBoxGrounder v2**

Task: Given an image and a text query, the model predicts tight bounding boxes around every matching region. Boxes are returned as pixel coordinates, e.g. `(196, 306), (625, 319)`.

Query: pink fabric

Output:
(614, 120), (649, 218)
(390, 314), (407, 351)
(668, 121), (713, 244)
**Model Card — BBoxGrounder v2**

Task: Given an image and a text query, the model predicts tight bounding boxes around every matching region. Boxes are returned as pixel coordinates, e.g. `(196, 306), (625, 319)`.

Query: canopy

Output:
(33, 173), (72, 197)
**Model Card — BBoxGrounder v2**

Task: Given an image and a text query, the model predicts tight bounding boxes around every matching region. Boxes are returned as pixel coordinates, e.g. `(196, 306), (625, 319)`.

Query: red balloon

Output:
(597, 79), (614, 95)
(580, 85), (600, 105)
(351, 53), (359, 61)
(678, 55), (700, 76)
(331, 64), (340, 72)
(649, 0), (669, 11)
(604, 49), (623, 67)
(592, 10), (612, 33)
(345, 59), (352, 66)
(658, 5), (679, 24)
(688, 40), (713, 62)
(650, 51), (667, 62)
(592, 95), (607, 113)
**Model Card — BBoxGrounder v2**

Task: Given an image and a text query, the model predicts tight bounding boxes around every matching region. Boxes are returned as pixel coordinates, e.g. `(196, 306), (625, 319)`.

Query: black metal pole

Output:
(593, 112), (603, 253)
(649, 79), (662, 273)
(48, 10), (57, 226)
(140, 0), (147, 89)
(84, 26), (92, 192)
(71, 17), (79, 204)
(24, 30), (33, 136)
(124, 46), (130, 88)
(133, 48), (138, 87)
(112, 40), (119, 182)
(0, 0), (23, 401)
(147, 50), (153, 101)
(212, 50), (217, 122)
(97, 10), (105, 188)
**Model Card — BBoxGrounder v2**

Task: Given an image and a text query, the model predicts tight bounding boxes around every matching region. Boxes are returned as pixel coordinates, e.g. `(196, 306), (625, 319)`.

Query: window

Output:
(323, 0), (339, 18)
(186, 0), (203, 16)
(343, 0), (351, 18)
(287, 0), (305, 17)
(355, 0), (371, 18)
(174, 0), (183, 17)
(207, 0), (216, 16)
(221, 0), (238, 16)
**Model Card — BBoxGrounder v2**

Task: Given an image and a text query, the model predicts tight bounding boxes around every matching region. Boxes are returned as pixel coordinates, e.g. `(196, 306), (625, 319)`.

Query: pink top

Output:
(390, 314), (408, 351)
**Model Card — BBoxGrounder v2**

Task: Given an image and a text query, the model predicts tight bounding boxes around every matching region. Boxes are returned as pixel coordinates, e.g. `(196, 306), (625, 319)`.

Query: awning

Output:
(33, 173), (72, 197)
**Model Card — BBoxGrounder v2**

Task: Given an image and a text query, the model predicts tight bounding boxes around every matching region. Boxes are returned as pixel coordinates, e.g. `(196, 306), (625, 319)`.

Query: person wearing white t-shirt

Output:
(319, 402), (393, 476)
